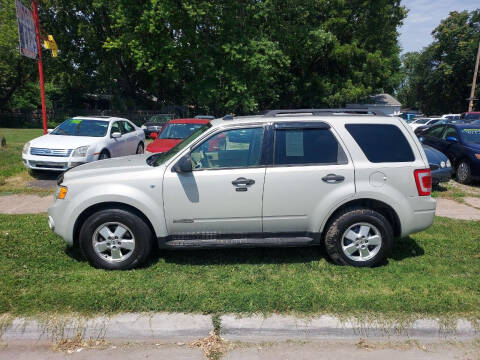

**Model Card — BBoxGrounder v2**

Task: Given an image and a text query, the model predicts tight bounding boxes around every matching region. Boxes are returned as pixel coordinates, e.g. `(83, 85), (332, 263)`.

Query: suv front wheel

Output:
(324, 207), (393, 267)
(79, 208), (153, 270)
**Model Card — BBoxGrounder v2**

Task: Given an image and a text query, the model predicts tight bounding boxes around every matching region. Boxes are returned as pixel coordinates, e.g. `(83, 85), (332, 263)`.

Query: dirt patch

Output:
(0, 194), (53, 214)
(435, 198), (480, 220)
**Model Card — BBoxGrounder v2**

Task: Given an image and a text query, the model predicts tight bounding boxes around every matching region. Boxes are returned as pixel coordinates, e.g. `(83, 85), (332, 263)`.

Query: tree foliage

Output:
(398, 10), (480, 114)
(1, 0), (407, 115)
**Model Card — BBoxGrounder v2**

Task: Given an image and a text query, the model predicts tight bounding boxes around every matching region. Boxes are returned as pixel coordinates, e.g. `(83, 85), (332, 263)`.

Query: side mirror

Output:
(446, 136), (457, 143)
(47, 129), (53, 134)
(172, 153), (192, 173)
(111, 132), (122, 139)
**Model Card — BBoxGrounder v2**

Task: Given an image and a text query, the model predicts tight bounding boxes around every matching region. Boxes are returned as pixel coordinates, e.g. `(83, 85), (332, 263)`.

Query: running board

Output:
(159, 237), (315, 249)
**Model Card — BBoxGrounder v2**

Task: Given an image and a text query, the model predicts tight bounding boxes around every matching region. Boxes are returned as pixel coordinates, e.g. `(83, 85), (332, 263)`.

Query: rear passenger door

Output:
(262, 122), (355, 234)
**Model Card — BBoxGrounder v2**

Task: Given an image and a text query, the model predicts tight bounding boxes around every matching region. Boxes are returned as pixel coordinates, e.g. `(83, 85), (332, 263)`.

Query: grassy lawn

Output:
(0, 214), (479, 320)
(0, 128), (50, 195)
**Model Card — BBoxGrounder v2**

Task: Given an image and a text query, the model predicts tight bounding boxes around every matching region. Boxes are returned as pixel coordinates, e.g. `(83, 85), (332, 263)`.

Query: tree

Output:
(399, 10), (480, 114)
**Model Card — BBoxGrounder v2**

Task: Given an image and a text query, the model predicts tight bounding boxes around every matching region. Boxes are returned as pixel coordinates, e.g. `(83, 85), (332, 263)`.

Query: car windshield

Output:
(51, 118), (109, 137)
(460, 128), (480, 144)
(414, 119), (430, 124)
(147, 123), (212, 167)
(158, 123), (205, 139)
(464, 113), (480, 121)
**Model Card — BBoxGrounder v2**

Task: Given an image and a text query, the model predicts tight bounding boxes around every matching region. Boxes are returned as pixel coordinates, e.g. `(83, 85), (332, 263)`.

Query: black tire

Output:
(455, 160), (472, 184)
(136, 142), (144, 154)
(324, 207), (393, 267)
(79, 208), (153, 270)
(99, 150), (110, 160)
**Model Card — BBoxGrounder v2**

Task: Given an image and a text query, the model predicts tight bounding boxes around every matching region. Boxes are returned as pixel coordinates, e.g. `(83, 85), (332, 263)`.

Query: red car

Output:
(146, 118), (211, 153)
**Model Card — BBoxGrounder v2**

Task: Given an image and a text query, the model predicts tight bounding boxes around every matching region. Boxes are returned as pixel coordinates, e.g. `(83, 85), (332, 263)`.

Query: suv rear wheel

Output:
(324, 207), (393, 267)
(79, 209), (152, 270)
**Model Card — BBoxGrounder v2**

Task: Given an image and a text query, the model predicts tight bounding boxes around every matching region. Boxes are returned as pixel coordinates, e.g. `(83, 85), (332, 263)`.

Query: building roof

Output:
(346, 93), (401, 108)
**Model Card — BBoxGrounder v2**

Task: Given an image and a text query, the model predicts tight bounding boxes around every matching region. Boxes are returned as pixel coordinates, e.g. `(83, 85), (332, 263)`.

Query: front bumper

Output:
(431, 167), (452, 185)
(48, 198), (74, 246)
(22, 153), (97, 171)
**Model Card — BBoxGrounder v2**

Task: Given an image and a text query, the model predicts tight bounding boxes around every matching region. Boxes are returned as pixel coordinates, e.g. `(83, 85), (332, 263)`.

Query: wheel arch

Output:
(322, 198), (401, 238)
(73, 202), (156, 247)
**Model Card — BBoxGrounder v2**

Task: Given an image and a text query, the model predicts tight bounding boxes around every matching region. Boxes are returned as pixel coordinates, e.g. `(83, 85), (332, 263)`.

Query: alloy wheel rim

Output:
(457, 163), (468, 181)
(341, 222), (382, 262)
(92, 222), (135, 263)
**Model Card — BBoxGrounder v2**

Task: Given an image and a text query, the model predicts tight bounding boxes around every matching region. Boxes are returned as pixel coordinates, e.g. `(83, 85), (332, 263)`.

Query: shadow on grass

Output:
(433, 183), (448, 192)
(65, 237), (424, 267)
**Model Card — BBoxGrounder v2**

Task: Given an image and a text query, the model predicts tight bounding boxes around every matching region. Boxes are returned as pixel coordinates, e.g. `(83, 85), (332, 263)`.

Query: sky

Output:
(399, 0), (479, 53)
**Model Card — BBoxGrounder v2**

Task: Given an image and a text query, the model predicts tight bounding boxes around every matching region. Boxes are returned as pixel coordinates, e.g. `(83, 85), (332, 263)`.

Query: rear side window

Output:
(274, 128), (347, 165)
(345, 124), (414, 163)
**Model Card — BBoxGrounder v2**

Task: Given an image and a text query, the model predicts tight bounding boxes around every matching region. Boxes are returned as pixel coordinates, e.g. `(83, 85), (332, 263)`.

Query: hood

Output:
(64, 154), (151, 182)
(422, 145), (448, 164)
(146, 138), (182, 153)
(29, 134), (102, 149)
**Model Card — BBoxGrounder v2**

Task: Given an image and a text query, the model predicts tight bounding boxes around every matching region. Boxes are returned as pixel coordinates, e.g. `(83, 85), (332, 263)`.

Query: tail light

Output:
(414, 169), (432, 196)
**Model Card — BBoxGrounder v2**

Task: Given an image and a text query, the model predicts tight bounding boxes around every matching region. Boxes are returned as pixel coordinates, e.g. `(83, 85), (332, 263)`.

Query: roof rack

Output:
(263, 109), (385, 117)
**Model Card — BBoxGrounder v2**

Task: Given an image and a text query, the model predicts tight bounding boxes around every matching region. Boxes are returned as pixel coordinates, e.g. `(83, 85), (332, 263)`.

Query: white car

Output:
(409, 118), (442, 131)
(48, 109), (435, 270)
(22, 116), (145, 171)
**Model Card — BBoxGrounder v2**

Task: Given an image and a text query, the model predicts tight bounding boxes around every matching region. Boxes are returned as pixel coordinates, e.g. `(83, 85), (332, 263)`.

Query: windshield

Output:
(460, 128), (480, 144)
(464, 113), (480, 121)
(51, 118), (109, 137)
(159, 123), (205, 139)
(147, 123), (212, 167)
(414, 119), (430, 124)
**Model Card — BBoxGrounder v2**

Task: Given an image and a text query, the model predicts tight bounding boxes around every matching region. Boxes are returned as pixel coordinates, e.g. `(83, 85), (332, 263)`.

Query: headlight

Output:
(440, 161), (446, 168)
(446, 159), (451, 167)
(72, 146), (89, 157)
(55, 186), (68, 200)
(475, 154), (480, 160)
(22, 142), (30, 155)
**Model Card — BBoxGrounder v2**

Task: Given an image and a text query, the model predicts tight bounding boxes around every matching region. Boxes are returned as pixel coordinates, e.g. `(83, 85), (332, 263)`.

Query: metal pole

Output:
(31, 0), (48, 134)
(468, 41), (480, 112)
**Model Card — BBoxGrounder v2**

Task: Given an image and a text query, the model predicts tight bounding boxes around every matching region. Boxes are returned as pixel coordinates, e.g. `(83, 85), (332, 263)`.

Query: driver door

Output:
(163, 126), (266, 236)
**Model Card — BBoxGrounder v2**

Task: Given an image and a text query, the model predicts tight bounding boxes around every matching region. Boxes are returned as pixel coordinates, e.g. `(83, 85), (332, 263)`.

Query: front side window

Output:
(442, 127), (458, 140)
(51, 118), (109, 137)
(274, 128), (345, 165)
(111, 122), (121, 134)
(425, 125), (445, 138)
(346, 124), (415, 163)
(191, 127), (264, 169)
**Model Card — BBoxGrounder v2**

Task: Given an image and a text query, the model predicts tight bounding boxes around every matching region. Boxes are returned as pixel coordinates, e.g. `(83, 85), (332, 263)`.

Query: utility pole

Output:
(31, 0), (48, 134)
(468, 41), (480, 112)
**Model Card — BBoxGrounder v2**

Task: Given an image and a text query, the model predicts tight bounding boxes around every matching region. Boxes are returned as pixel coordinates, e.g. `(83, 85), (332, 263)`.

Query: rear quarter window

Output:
(345, 124), (415, 163)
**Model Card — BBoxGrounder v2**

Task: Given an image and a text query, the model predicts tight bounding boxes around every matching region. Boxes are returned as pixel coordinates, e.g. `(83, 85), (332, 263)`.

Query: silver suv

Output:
(48, 109), (436, 270)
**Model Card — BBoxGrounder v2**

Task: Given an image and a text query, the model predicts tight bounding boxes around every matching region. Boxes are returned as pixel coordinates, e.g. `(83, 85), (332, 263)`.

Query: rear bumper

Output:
(401, 197), (436, 237)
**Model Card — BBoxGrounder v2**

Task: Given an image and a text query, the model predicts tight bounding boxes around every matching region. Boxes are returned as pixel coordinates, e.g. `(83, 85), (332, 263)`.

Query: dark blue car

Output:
(417, 124), (480, 184)
(422, 145), (452, 186)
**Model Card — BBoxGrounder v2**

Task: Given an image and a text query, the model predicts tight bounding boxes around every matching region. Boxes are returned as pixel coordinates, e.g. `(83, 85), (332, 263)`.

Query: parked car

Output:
(441, 114), (461, 120)
(422, 145), (452, 186)
(194, 115), (215, 120)
(409, 118), (442, 131)
(146, 118), (211, 153)
(417, 123), (480, 184)
(461, 112), (480, 122)
(49, 109), (435, 270)
(22, 116), (145, 172)
(141, 114), (175, 137)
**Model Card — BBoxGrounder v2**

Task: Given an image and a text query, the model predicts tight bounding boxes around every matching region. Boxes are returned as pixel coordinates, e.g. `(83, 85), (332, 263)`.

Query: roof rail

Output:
(263, 109), (385, 117)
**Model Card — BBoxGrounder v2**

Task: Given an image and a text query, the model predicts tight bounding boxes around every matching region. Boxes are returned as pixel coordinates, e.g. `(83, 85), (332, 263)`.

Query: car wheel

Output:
(79, 209), (153, 270)
(136, 143), (144, 154)
(99, 150), (110, 160)
(456, 160), (472, 184)
(324, 207), (393, 267)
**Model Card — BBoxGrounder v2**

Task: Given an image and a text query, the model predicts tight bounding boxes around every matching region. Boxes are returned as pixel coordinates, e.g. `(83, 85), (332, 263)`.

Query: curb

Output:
(220, 314), (478, 341)
(1, 313), (478, 342)
(1, 313), (211, 342)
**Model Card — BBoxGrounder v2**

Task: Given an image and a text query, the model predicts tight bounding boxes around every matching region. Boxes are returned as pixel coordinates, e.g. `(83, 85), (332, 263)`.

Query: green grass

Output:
(0, 214), (479, 319)
(0, 128), (44, 190)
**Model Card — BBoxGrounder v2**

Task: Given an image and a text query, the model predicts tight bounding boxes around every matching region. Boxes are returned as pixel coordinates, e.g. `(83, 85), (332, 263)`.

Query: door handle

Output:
(232, 177), (255, 187)
(322, 174), (345, 184)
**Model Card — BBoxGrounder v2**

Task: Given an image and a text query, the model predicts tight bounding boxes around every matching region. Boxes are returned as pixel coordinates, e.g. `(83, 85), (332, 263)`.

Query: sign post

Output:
(31, 1), (48, 134)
